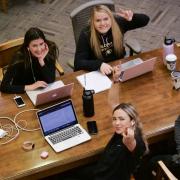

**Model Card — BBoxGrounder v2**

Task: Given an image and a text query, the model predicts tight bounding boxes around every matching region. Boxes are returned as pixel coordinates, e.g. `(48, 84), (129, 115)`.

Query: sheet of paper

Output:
(76, 71), (112, 93)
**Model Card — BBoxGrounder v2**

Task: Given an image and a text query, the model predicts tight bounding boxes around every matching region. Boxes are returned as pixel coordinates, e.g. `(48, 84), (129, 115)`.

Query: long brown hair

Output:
(90, 5), (123, 59)
(17, 27), (59, 69)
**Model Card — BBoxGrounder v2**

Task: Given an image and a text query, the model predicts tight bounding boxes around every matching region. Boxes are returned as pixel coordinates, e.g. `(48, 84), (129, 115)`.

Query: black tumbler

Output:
(82, 89), (95, 117)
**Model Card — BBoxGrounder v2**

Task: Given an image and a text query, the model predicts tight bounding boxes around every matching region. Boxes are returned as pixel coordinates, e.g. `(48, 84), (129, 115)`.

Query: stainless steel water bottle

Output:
(82, 89), (95, 117)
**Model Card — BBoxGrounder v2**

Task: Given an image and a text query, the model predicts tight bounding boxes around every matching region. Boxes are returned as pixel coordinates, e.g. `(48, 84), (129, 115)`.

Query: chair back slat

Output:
(156, 160), (178, 180)
(0, 38), (24, 68)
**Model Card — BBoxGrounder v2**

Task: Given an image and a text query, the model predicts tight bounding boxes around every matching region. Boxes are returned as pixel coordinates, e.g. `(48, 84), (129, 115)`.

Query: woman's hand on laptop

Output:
(25, 81), (48, 91)
(100, 63), (113, 75)
(113, 64), (122, 83)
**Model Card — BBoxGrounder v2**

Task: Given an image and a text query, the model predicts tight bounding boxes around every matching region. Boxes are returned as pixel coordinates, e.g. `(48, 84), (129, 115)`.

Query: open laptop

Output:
(119, 57), (157, 82)
(37, 99), (91, 152)
(26, 80), (74, 106)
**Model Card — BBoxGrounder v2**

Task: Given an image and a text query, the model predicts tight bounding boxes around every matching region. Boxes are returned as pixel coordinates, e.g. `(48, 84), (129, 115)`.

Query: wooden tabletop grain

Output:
(0, 46), (180, 180)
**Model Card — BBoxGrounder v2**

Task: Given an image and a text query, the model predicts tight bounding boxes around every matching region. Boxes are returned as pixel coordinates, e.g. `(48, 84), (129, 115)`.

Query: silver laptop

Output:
(26, 80), (74, 106)
(119, 57), (157, 82)
(37, 99), (91, 152)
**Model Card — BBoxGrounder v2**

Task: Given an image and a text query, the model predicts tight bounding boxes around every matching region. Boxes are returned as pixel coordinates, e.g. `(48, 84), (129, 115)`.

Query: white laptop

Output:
(119, 57), (157, 82)
(26, 80), (74, 106)
(37, 99), (91, 152)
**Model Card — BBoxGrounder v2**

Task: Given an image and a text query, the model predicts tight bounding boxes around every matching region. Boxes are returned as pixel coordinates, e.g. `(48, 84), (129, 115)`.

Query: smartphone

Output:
(13, 96), (25, 107)
(87, 121), (98, 135)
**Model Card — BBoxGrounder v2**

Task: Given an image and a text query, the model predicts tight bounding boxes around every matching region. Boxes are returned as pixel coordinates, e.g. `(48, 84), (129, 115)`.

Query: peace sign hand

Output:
(116, 8), (133, 21)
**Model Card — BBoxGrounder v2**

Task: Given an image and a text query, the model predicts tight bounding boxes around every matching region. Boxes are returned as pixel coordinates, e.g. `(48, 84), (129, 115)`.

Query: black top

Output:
(74, 13), (150, 71)
(0, 51), (56, 94)
(94, 130), (146, 180)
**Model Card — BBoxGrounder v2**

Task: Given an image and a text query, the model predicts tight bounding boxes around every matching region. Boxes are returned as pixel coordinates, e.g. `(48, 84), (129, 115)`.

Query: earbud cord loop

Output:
(28, 50), (36, 82)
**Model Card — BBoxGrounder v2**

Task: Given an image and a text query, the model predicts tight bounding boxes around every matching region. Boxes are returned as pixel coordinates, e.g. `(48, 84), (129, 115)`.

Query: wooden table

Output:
(0, 47), (180, 179)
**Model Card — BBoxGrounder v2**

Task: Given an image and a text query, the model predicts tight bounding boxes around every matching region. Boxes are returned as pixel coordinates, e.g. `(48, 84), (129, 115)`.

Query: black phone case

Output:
(87, 121), (98, 135)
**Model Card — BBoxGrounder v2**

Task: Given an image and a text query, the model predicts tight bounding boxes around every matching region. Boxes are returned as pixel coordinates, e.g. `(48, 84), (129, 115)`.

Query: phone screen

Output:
(14, 96), (25, 107)
(87, 121), (98, 135)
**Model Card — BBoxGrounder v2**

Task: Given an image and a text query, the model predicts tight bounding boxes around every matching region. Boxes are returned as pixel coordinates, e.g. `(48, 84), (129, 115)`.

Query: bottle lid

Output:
(164, 36), (174, 45)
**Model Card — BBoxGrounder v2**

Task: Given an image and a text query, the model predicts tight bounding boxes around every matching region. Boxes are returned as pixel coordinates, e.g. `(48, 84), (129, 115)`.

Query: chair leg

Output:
(129, 48), (134, 56)
(1, 0), (8, 13)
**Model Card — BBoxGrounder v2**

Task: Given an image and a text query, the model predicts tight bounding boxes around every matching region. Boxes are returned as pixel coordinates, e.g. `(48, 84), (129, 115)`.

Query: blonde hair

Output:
(113, 103), (149, 154)
(90, 5), (123, 59)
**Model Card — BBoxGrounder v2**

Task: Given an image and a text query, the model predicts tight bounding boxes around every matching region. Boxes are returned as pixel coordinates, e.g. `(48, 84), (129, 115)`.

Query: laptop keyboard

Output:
(48, 126), (83, 145)
(121, 58), (143, 71)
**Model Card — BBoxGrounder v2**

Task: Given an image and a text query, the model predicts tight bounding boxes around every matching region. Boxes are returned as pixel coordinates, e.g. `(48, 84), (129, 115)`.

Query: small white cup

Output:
(165, 54), (177, 71)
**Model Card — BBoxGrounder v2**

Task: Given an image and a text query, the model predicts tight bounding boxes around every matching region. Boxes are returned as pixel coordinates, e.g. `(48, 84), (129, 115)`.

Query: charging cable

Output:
(14, 109), (40, 132)
(0, 117), (20, 145)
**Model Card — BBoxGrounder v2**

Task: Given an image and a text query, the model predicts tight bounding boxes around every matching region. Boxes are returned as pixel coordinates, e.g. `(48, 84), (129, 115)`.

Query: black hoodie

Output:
(74, 13), (150, 71)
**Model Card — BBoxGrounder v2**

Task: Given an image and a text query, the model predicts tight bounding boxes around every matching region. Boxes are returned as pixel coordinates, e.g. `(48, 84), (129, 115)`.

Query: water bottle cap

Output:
(83, 89), (94, 96)
(164, 37), (174, 45)
(164, 39), (173, 45)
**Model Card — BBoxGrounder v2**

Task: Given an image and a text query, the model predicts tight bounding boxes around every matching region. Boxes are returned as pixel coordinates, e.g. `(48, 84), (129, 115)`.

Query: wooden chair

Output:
(68, 0), (141, 69)
(155, 160), (178, 180)
(0, 37), (64, 81)
(0, 0), (8, 13)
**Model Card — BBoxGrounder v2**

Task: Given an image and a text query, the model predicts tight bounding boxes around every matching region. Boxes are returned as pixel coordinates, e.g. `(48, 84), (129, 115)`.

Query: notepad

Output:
(76, 71), (112, 93)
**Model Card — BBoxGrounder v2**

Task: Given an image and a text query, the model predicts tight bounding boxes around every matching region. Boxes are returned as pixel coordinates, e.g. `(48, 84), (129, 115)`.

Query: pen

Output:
(84, 74), (86, 88)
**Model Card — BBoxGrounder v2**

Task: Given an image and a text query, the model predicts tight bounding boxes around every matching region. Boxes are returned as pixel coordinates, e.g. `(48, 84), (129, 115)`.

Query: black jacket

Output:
(94, 131), (146, 180)
(0, 51), (56, 93)
(74, 13), (150, 71)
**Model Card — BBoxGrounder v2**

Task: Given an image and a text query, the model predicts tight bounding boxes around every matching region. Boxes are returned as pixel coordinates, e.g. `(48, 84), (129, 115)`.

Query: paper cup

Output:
(165, 54), (177, 71)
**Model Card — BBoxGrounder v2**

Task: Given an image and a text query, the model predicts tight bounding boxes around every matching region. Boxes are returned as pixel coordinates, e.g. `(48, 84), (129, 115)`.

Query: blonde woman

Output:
(57, 103), (148, 180)
(74, 5), (149, 75)
(94, 103), (148, 180)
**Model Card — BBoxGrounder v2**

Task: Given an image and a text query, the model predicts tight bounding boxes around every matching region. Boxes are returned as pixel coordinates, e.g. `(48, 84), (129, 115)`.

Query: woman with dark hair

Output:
(93, 103), (148, 180)
(74, 5), (149, 75)
(0, 27), (59, 93)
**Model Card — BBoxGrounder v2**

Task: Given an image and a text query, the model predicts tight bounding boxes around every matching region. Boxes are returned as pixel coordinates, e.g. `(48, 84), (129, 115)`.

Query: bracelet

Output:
(22, 141), (35, 151)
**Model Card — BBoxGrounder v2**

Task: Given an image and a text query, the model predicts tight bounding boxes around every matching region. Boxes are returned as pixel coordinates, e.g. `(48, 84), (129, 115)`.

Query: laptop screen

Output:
(37, 100), (78, 136)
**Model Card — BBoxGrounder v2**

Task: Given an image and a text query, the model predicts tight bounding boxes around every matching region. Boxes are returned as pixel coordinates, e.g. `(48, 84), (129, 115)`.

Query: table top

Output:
(0, 46), (180, 180)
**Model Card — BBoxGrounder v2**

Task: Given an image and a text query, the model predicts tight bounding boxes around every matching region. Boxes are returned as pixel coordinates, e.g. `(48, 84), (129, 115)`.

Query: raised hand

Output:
(122, 127), (136, 152)
(116, 8), (133, 21)
(38, 43), (49, 66)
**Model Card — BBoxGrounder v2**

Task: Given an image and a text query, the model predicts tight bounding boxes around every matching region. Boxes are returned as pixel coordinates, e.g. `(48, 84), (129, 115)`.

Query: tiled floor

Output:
(0, 0), (180, 73)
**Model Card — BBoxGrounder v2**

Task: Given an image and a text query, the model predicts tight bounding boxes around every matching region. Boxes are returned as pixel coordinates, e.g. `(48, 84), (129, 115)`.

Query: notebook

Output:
(26, 80), (74, 106)
(76, 71), (112, 93)
(37, 99), (91, 152)
(119, 57), (157, 82)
